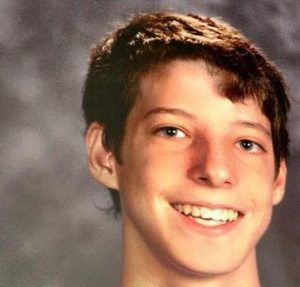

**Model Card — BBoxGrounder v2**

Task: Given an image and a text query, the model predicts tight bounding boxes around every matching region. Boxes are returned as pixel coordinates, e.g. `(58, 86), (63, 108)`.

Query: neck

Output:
(119, 220), (261, 287)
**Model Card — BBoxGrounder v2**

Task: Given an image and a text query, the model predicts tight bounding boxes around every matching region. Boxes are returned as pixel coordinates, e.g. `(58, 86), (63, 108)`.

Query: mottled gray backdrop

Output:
(1, 0), (299, 287)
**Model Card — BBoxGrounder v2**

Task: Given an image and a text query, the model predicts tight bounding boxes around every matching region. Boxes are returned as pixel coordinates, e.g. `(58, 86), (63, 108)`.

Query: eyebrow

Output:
(233, 120), (271, 138)
(143, 107), (197, 121)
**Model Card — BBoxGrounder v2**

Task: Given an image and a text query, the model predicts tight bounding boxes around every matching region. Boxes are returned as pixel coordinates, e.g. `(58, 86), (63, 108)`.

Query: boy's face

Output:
(110, 60), (287, 275)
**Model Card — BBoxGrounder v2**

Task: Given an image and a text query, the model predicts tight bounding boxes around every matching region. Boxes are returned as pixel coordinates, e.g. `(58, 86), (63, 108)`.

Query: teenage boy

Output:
(82, 12), (289, 287)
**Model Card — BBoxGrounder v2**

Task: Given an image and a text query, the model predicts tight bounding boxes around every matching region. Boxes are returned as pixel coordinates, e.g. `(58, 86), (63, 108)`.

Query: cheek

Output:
(235, 153), (276, 191)
(117, 144), (187, 210)
(246, 172), (276, 216)
(234, 149), (275, 175)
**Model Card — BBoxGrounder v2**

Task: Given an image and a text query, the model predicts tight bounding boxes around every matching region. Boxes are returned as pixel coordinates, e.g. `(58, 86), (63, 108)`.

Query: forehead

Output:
(137, 59), (260, 105)
(137, 59), (249, 108)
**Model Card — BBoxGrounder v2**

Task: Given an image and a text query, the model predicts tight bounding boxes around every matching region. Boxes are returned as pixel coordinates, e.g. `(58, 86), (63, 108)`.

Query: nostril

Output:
(197, 174), (232, 188)
(198, 177), (210, 183)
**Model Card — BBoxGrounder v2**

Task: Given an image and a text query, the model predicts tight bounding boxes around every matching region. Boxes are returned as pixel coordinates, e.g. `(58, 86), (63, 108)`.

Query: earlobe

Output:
(272, 160), (287, 206)
(85, 122), (119, 190)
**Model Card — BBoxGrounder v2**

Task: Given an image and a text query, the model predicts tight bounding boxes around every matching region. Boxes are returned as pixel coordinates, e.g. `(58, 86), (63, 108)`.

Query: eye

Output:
(155, 126), (187, 138)
(237, 140), (264, 153)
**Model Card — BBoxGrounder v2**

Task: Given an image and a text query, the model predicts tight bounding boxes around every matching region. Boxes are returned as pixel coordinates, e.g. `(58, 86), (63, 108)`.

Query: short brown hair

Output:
(82, 12), (290, 214)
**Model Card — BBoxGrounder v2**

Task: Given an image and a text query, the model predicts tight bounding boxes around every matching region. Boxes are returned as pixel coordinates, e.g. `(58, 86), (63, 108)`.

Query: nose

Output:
(188, 143), (235, 189)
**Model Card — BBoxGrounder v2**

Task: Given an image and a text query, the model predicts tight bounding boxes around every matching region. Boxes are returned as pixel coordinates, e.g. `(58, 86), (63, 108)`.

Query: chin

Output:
(159, 238), (257, 280)
(168, 255), (244, 278)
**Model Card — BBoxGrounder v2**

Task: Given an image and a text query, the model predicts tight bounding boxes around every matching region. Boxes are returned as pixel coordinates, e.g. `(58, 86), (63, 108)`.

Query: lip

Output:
(170, 202), (245, 236)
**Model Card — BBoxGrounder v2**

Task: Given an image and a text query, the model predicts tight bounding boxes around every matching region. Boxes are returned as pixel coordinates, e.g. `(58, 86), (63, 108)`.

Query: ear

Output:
(85, 122), (119, 190)
(272, 160), (287, 206)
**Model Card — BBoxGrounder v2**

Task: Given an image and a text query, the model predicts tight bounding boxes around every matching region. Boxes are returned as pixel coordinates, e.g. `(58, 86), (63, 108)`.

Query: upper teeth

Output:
(174, 204), (239, 222)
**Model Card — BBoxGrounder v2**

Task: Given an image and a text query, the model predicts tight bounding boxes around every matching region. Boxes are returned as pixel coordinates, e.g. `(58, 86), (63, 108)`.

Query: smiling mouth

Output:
(172, 204), (242, 227)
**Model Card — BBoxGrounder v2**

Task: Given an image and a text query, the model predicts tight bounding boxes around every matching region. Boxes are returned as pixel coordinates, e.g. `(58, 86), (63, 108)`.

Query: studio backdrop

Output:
(0, 1), (299, 286)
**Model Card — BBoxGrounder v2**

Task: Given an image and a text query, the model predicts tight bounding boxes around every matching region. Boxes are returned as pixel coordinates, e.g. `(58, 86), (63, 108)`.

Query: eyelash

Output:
(154, 126), (187, 138)
(237, 140), (265, 153)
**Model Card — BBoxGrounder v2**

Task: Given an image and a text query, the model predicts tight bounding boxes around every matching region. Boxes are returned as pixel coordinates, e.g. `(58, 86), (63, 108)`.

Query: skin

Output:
(86, 60), (287, 287)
